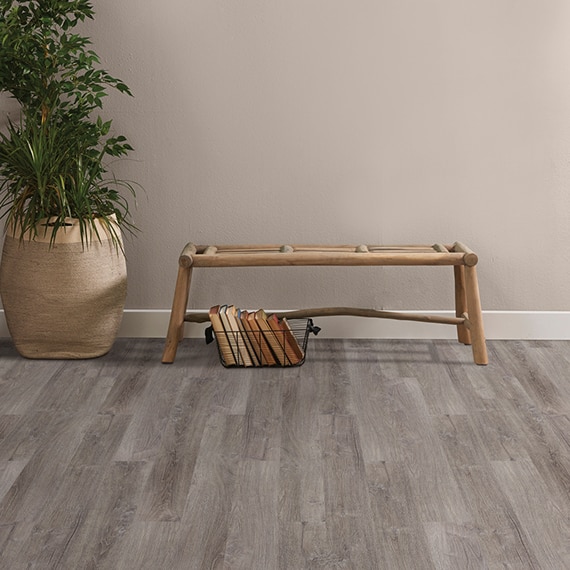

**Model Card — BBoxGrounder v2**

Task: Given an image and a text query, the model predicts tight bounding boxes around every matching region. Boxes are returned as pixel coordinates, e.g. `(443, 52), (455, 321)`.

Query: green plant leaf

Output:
(0, 0), (139, 249)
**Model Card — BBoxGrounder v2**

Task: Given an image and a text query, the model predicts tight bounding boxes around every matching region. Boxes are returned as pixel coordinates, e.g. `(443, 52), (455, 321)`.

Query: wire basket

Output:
(206, 318), (320, 367)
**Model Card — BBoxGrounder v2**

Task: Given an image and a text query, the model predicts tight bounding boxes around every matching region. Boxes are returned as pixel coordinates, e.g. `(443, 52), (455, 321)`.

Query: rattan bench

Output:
(161, 242), (488, 365)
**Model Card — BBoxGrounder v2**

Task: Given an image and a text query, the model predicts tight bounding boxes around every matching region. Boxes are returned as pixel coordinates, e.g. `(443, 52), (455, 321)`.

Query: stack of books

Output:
(208, 305), (305, 367)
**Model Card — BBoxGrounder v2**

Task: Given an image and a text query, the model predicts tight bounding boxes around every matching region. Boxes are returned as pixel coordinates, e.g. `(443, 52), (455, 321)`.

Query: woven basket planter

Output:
(0, 218), (127, 359)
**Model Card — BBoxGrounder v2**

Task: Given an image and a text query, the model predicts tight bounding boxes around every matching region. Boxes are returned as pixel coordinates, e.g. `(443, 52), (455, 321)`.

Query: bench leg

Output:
(162, 265), (193, 363)
(464, 265), (488, 365)
(454, 265), (472, 345)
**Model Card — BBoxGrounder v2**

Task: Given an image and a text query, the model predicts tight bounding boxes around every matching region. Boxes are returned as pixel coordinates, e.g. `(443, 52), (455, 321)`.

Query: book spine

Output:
(255, 310), (288, 366)
(279, 316), (305, 364)
(218, 305), (241, 365)
(247, 311), (277, 365)
(209, 305), (236, 366)
(239, 310), (262, 366)
(266, 313), (293, 365)
(226, 305), (254, 366)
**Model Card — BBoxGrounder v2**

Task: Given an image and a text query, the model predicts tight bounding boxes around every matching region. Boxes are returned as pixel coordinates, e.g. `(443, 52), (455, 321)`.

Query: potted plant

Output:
(0, 0), (138, 358)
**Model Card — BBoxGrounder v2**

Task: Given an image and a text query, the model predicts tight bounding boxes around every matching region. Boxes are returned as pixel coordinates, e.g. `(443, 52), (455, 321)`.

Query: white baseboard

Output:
(1, 309), (569, 341)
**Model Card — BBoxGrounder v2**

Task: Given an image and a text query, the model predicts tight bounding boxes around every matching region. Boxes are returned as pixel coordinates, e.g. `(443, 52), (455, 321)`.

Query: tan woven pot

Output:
(0, 217), (127, 359)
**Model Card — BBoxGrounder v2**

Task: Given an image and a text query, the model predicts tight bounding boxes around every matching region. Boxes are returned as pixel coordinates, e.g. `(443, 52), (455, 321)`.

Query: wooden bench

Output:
(161, 242), (488, 365)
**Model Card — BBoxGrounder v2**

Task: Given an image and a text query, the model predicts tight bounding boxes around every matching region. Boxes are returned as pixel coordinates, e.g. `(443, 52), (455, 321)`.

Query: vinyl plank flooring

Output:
(369, 346), (468, 415)
(424, 521), (487, 569)
(242, 373), (282, 461)
(435, 342), (499, 412)
(0, 414), (19, 440)
(278, 375), (326, 569)
(0, 459), (26, 503)
(137, 376), (218, 522)
(528, 346), (570, 407)
(434, 416), (541, 567)
(97, 338), (174, 417)
(319, 413), (383, 569)
(56, 460), (145, 570)
(29, 359), (115, 414)
(112, 369), (185, 462)
(0, 411), (57, 462)
(492, 458), (570, 568)
(309, 339), (352, 416)
(386, 380), (472, 525)
(492, 341), (570, 415)
(469, 409), (531, 462)
(279, 375), (325, 523)
(0, 418), (100, 566)
(366, 461), (436, 569)
(176, 413), (243, 570)
(0, 359), (64, 415)
(224, 459), (280, 569)
(505, 404), (570, 509)
(0, 338), (569, 569)
(101, 520), (182, 570)
(0, 412), (93, 525)
(348, 373), (408, 464)
(69, 413), (134, 468)
(7, 465), (104, 568)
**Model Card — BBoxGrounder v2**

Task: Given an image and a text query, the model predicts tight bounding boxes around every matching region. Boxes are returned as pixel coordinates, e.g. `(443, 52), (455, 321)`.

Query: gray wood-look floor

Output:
(0, 337), (569, 569)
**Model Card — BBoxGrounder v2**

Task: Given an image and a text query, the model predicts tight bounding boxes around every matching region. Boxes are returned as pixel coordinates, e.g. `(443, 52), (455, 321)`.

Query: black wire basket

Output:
(206, 318), (320, 367)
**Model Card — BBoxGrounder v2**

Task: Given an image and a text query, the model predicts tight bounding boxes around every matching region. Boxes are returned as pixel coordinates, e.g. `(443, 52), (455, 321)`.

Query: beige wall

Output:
(3, 1), (570, 313)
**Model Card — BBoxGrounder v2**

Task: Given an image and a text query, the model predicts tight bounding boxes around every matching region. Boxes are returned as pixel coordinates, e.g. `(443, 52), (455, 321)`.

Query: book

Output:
(279, 316), (305, 364)
(225, 305), (254, 366)
(247, 310), (277, 365)
(238, 309), (261, 366)
(209, 305), (236, 366)
(265, 313), (294, 365)
(218, 304), (242, 366)
(226, 305), (256, 366)
(210, 306), (305, 367)
(254, 309), (288, 366)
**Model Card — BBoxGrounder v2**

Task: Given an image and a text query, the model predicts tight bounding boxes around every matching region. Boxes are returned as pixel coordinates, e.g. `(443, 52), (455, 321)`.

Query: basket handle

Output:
(205, 325), (215, 344)
(307, 319), (321, 336)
